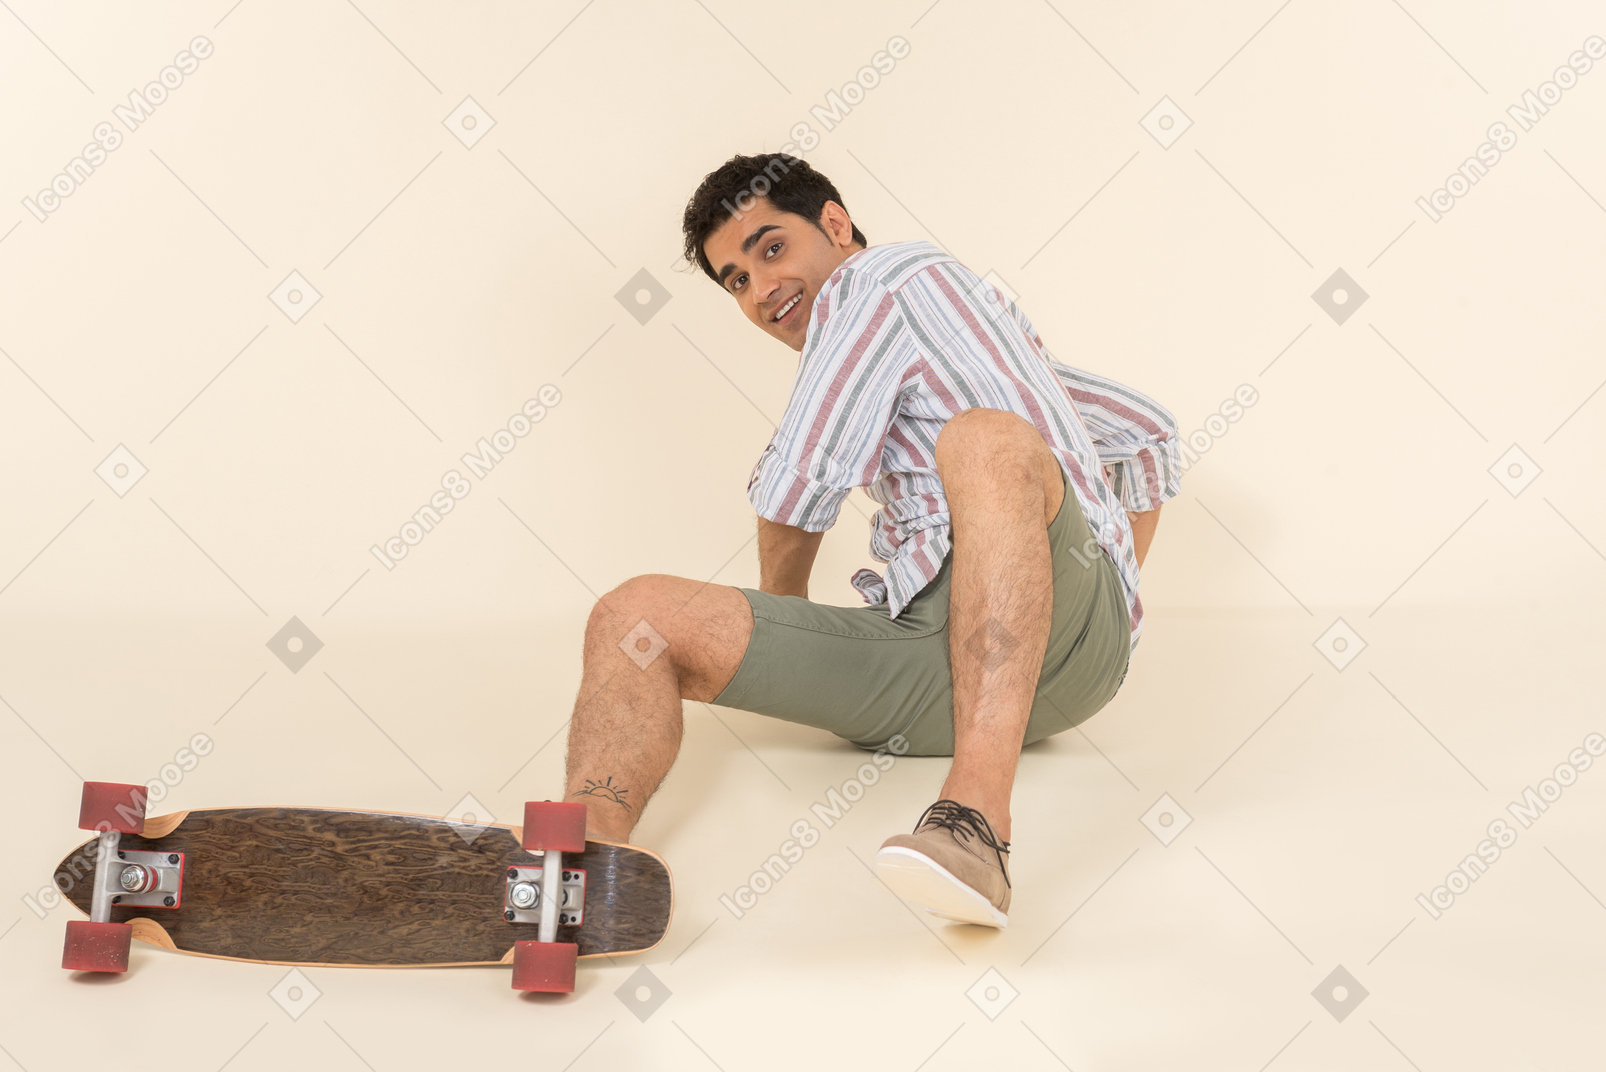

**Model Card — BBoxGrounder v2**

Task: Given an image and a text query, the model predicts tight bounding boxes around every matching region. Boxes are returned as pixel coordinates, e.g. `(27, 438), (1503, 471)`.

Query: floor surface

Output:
(5, 605), (1602, 1070)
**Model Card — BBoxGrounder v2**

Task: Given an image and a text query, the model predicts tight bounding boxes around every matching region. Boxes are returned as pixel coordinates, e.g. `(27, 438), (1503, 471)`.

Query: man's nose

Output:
(751, 267), (782, 305)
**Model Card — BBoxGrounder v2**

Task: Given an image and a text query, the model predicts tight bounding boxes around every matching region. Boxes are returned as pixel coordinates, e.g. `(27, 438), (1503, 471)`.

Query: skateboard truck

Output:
(62, 781), (181, 973)
(503, 866), (585, 927)
(111, 849), (185, 908)
(510, 801), (587, 993)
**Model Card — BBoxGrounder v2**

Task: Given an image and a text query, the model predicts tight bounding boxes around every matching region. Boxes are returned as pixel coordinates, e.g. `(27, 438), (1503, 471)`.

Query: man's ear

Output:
(818, 200), (858, 249)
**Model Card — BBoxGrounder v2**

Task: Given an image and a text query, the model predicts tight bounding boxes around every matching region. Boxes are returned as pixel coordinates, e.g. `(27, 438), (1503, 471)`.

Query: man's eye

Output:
(767, 242), (782, 258)
(733, 274), (747, 291)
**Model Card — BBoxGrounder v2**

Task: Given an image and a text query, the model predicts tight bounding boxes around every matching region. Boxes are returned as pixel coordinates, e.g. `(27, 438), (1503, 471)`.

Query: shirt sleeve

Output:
(746, 276), (905, 532)
(1049, 358), (1182, 512)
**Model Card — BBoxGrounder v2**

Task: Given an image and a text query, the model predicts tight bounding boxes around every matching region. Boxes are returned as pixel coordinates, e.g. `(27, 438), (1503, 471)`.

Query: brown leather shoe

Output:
(874, 800), (1011, 927)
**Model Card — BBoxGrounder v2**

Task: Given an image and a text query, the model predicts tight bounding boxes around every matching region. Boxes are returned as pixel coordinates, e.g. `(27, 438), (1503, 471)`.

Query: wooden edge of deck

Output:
(112, 940), (663, 969)
(130, 917), (177, 950)
(141, 810), (189, 839)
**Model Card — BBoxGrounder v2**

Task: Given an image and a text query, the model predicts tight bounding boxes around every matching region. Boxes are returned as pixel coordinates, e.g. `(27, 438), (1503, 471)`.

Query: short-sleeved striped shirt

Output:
(746, 241), (1181, 654)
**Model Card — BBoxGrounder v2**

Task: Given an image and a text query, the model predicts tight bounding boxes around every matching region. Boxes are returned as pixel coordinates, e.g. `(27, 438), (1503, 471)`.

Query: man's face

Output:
(703, 196), (862, 352)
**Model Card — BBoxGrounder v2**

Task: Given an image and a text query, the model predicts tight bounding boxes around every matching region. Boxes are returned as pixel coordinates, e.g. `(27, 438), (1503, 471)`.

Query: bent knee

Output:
(588, 574), (678, 630)
(936, 408), (1049, 468)
(939, 407), (1040, 447)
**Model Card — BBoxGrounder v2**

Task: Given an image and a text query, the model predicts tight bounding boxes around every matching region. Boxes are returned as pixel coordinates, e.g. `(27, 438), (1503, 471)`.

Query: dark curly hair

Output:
(681, 153), (868, 284)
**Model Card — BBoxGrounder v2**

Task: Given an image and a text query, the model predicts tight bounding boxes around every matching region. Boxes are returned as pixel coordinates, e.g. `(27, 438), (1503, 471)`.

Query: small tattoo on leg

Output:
(573, 776), (632, 812)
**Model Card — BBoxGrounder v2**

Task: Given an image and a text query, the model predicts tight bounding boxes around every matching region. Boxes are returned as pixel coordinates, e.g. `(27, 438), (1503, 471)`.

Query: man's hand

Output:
(757, 517), (825, 598)
(1127, 505), (1161, 568)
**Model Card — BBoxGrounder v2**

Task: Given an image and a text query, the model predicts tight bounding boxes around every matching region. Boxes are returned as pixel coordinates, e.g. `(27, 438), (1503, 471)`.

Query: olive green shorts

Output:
(711, 472), (1132, 757)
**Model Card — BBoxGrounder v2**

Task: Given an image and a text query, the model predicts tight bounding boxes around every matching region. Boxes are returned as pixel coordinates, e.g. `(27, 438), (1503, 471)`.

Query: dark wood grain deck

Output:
(59, 808), (672, 966)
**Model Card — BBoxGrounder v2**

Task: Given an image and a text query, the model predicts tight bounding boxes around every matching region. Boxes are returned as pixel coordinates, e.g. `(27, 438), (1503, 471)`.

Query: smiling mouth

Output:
(771, 292), (803, 323)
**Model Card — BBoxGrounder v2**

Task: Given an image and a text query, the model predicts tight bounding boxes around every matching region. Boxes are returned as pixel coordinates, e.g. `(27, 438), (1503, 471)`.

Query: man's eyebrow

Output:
(716, 224), (783, 286)
(740, 223), (781, 255)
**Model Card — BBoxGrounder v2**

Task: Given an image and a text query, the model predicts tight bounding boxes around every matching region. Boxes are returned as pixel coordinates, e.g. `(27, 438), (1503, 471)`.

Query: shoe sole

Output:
(873, 846), (1008, 928)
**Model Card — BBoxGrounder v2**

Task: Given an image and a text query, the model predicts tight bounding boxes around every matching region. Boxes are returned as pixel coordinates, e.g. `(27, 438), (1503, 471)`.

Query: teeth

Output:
(773, 294), (801, 321)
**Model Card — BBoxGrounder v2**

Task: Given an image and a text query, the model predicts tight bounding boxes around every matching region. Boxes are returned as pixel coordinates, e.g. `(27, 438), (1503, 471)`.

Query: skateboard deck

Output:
(57, 806), (672, 967)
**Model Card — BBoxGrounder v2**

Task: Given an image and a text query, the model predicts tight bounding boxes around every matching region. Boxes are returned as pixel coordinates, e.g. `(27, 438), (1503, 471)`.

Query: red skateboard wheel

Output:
(78, 782), (147, 834)
(511, 940), (577, 992)
(521, 801), (586, 854)
(62, 920), (132, 972)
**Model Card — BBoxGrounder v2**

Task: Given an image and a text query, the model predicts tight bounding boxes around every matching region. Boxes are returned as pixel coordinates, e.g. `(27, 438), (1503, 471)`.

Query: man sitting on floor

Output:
(561, 153), (1181, 927)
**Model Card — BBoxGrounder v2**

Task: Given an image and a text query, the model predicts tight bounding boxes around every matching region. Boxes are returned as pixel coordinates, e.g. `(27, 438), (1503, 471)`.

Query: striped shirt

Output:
(747, 241), (1181, 655)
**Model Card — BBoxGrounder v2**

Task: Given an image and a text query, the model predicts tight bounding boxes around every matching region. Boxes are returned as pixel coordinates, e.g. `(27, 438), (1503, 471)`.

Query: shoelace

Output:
(913, 799), (1011, 888)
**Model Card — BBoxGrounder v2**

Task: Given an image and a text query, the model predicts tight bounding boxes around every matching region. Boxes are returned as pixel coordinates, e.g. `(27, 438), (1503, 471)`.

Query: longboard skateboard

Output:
(56, 782), (671, 992)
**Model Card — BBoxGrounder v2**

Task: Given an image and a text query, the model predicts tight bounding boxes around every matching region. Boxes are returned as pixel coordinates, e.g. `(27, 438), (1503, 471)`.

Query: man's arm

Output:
(1127, 505), (1160, 568)
(756, 516), (825, 598)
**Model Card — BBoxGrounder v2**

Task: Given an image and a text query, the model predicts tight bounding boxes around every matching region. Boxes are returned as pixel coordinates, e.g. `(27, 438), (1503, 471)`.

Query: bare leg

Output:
(934, 409), (1065, 842)
(563, 575), (752, 840)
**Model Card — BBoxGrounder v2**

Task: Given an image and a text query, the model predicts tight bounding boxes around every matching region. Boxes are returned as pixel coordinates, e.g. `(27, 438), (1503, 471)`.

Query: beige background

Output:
(3, 1), (1604, 1069)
